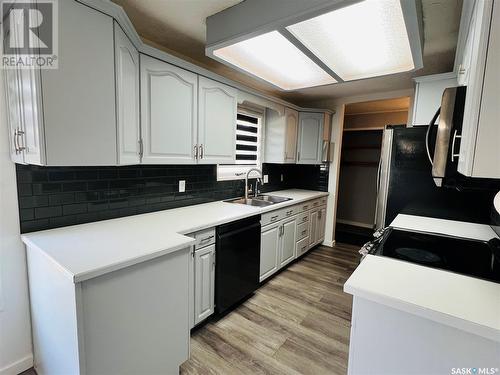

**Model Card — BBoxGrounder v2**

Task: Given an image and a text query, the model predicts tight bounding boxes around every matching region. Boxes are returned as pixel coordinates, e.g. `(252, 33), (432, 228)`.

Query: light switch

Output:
(263, 175), (269, 183)
(179, 180), (185, 193)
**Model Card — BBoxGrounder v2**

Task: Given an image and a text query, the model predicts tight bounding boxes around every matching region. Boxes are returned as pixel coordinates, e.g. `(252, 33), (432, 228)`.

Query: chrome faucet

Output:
(245, 168), (262, 200)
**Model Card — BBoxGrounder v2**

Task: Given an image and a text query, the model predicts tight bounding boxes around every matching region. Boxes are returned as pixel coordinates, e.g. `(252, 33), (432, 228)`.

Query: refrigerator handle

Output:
(425, 107), (441, 166)
(376, 155), (382, 196)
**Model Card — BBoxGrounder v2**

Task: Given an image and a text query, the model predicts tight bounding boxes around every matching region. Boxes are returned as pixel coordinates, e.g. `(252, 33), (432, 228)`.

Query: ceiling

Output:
(345, 97), (411, 115)
(111, 0), (463, 106)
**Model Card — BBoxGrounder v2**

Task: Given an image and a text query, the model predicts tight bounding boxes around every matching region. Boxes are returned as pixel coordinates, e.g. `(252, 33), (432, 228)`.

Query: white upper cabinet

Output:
(458, 0), (500, 178)
(197, 77), (237, 164)
(264, 107), (298, 163)
(297, 112), (324, 164)
(3, 8), (44, 165)
(42, 0), (116, 166)
(115, 22), (141, 165)
(140, 55), (198, 164)
(411, 73), (458, 126)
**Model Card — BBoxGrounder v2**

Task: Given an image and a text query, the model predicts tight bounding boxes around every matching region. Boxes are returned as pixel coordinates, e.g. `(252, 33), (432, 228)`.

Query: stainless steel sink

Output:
(225, 197), (274, 207)
(254, 195), (292, 204)
(225, 194), (292, 207)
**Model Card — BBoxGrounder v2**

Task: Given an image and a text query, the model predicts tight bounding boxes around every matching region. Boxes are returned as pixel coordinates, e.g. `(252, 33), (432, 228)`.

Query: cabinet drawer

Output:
(300, 201), (313, 212)
(283, 205), (298, 218)
(193, 228), (216, 250)
(296, 236), (309, 258)
(296, 212), (309, 225)
(296, 221), (309, 241)
(311, 199), (321, 208)
(261, 210), (284, 226)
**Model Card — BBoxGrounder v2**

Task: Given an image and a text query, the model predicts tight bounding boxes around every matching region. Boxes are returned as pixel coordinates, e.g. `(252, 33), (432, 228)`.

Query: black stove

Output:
(366, 228), (500, 284)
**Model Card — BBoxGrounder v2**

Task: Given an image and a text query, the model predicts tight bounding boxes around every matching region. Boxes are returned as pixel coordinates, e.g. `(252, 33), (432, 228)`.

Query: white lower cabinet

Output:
(279, 217), (297, 267)
(194, 244), (215, 325)
(260, 222), (281, 282)
(260, 198), (327, 281)
(26, 245), (191, 375)
(309, 209), (319, 248)
(317, 207), (326, 244)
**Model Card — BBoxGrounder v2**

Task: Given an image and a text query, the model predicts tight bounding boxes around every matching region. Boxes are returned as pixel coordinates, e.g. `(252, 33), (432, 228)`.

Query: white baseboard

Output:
(0, 354), (33, 375)
(322, 239), (334, 247)
(336, 219), (373, 229)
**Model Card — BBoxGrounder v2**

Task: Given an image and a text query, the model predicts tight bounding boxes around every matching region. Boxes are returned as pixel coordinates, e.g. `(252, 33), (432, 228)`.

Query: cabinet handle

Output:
(13, 130), (19, 153)
(199, 144), (204, 159)
(286, 210), (293, 216)
(301, 230), (307, 235)
(194, 144), (198, 159)
(451, 130), (462, 162)
(138, 139), (144, 157)
(303, 205), (309, 210)
(302, 217), (308, 222)
(16, 129), (25, 152)
(271, 215), (279, 222)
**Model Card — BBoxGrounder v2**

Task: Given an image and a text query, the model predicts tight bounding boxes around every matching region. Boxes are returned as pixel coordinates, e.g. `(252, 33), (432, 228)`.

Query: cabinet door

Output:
(141, 55), (197, 164)
(279, 218), (297, 268)
(194, 244), (215, 325)
(115, 23), (140, 165)
(284, 108), (298, 163)
(317, 207), (326, 244)
(18, 66), (44, 165)
(297, 112), (323, 164)
(198, 77), (237, 164)
(41, 0), (117, 165)
(3, 14), (25, 164)
(260, 223), (280, 282)
(457, 10), (476, 86)
(188, 247), (194, 329)
(458, 0), (499, 178)
(309, 210), (318, 248)
(3, 67), (25, 164)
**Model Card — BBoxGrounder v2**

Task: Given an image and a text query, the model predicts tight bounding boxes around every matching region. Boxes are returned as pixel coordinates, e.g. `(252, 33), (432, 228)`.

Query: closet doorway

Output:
(335, 97), (410, 245)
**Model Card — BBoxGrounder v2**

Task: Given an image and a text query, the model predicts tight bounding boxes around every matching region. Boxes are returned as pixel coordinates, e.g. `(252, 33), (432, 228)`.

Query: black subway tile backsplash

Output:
(16, 163), (328, 233)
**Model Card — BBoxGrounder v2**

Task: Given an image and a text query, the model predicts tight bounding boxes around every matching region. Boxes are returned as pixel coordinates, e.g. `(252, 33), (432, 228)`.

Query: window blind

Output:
(236, 113), (260, 165)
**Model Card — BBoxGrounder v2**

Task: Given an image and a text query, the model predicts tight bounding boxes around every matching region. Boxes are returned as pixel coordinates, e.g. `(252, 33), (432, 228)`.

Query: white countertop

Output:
(344, 214), (500, 342)
(22, 189), (328, 283)
(391, 214), (498, 241)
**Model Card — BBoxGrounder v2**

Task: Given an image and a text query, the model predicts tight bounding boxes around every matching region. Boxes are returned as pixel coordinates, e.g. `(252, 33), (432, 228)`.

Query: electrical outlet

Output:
(178, 180), (185, 193)
(263, 175), (269, 183)
(280, 174), (284, 182)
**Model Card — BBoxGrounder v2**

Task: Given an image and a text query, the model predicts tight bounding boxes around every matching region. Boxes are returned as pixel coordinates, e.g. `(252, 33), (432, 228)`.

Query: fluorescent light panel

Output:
(213, 31), (337, 91)
(286, 0), (415, 81)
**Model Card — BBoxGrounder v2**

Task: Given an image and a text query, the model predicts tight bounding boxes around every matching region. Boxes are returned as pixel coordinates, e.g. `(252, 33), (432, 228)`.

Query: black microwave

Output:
(426, 86), (500, 192)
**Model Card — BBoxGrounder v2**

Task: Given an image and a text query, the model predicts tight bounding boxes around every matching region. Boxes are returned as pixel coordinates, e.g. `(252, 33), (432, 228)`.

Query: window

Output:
(217, 107), (263, 181)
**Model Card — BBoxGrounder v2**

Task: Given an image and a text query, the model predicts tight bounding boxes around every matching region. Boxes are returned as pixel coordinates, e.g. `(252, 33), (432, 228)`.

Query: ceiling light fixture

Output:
(213, 31), (337, 90)
(286, 0), (415, 81)
(206, 0), (423, 91)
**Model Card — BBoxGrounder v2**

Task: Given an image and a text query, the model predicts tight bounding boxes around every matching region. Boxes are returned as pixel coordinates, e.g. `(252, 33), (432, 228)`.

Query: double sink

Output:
(226, 194), (292, 207)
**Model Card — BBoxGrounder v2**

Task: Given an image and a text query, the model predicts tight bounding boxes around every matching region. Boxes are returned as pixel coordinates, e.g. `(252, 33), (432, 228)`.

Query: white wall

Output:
(0, 74), (33, 374)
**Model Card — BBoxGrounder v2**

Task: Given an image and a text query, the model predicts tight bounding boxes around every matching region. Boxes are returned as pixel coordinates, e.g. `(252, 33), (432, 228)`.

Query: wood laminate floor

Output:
(181, 243), (361, 375)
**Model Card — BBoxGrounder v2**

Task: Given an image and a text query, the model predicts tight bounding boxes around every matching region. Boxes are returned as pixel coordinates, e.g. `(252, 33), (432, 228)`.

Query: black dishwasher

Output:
(215, 215), (261, 314)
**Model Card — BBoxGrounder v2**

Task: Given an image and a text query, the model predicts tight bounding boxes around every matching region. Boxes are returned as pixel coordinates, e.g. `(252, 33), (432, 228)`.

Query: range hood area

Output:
(206, 0), (423, 91)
